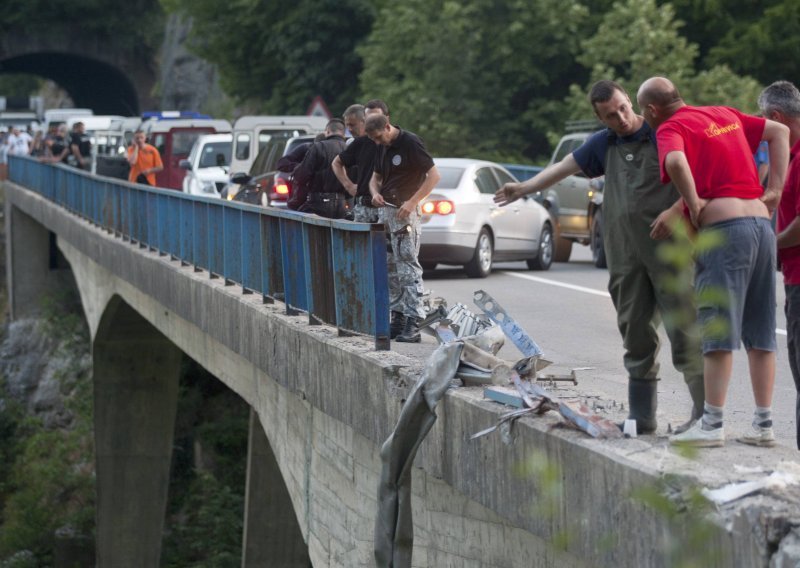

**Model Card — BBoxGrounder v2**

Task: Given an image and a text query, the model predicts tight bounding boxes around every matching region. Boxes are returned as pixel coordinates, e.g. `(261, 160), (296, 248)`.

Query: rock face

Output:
(0, 317), (91, 429)
(158, 13), (228, 114)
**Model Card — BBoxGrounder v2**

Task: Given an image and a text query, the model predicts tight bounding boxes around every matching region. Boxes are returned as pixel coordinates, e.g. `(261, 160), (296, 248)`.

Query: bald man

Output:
(638, 76), (790, 447)
(497, 79), (705, 435)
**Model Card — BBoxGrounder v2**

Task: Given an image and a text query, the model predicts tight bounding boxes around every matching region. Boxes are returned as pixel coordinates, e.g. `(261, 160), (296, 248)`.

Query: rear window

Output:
(435, 167), (465, 189)
(257, 129), (307, 154)
(199, 141), (232, 168)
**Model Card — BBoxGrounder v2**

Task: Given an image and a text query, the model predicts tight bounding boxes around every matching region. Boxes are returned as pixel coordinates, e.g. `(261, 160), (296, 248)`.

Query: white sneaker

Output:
(669, 420), (725, 447)
(736, 424), (776, 447)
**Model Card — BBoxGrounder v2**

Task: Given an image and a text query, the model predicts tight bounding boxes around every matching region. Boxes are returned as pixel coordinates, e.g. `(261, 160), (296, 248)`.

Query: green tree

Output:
(561, 0), (761, 125)
(359, 0), (591, 162)
(161, 0), (377, 114)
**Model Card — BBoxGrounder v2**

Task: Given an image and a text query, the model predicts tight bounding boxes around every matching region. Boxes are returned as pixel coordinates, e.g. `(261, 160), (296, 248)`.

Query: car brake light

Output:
(274, 183), (289, 195)
(422, 200), (455, 215)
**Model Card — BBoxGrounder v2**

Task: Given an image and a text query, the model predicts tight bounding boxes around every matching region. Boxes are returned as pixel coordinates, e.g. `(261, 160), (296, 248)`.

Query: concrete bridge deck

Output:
(6, 169), (800, 566)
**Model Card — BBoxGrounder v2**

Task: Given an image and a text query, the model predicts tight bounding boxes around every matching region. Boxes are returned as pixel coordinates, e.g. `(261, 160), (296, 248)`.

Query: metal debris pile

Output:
(426, 290), (621, 440)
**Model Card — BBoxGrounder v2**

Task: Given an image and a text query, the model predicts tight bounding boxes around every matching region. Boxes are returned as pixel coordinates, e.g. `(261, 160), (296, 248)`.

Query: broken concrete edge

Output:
(8, 181), (800, 565)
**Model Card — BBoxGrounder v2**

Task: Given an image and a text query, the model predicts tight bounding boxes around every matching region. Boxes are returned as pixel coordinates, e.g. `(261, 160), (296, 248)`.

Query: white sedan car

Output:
(419, 158), (554, 277)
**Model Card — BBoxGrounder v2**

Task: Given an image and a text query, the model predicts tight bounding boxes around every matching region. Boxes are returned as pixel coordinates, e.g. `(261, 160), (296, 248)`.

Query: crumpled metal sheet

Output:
(375, 342), (463, 568)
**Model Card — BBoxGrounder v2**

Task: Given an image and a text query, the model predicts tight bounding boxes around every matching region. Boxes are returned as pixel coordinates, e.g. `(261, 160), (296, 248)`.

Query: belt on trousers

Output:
(307, 192), (345, 203)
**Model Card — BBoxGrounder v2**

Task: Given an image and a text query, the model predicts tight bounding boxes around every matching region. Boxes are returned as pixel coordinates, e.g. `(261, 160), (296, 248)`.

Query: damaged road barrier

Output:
(456, 341), (514, 387)
(473, 290), (543, 358)
(375, 342), (463, 568)
(480, 375), (623, 440)
(701, 464), (800, 506)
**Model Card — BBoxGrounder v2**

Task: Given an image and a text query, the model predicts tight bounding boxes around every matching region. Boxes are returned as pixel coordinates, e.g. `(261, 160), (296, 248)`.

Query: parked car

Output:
(419, 158), (554, 278)
(179, 133), (232, 197)
(230, 115), (328, 175)
(223, 133), (315, 207)
(537, 122), (607, 267)
(140, 117), (232, 190)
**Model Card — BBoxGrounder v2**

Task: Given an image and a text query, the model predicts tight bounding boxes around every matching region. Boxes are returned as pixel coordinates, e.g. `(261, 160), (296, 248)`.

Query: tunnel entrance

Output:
(0, 52), (139, 115)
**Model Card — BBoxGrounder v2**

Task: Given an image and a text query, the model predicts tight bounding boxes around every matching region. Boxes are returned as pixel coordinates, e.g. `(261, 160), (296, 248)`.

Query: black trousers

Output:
(785, 284), (800, 449)
(300, 195), (346, 219)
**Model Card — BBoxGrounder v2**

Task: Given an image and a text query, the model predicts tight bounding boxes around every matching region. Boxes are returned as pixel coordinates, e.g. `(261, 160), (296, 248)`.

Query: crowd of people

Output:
(496, 76), (800, 450)
(0, 121), (93, 181)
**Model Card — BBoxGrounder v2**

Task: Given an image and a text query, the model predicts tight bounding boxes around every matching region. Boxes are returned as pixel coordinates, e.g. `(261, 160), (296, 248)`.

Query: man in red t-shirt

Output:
(759, 80), (800, 449)
(637, 76), (789, 448)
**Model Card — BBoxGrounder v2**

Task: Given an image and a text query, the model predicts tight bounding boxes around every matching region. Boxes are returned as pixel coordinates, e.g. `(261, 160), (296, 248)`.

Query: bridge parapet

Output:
(8, 156), (390, 349)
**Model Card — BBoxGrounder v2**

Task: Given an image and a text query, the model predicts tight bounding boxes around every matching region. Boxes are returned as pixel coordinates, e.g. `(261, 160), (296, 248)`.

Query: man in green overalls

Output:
(494, 80), (704, 434)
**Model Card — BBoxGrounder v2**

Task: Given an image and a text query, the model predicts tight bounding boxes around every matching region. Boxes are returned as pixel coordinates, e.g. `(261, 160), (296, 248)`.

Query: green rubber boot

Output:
(627, 379), (658, 434)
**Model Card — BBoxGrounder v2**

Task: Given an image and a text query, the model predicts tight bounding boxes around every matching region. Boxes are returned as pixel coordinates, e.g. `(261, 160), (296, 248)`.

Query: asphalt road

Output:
(421, 243), (797, 448)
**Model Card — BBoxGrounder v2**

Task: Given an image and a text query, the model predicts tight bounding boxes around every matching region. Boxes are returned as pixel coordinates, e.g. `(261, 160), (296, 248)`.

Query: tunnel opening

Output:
(0, 52), (139, 115)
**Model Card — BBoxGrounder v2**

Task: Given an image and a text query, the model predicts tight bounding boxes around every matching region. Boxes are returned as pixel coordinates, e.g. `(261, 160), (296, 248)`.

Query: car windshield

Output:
(435, 167), (465, 189)
(199, 141), (232, 168)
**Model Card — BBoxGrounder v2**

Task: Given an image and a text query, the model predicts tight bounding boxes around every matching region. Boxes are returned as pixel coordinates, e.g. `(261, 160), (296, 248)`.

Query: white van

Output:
(43, 108), (93, 133)
(66, 115), (126, 155)
(230, 115), (327, 175)
(179, 133), (232, 197)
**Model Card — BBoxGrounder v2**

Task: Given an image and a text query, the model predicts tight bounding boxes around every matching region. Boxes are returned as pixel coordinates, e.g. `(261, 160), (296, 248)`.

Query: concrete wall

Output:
(7, 181), (800, 567)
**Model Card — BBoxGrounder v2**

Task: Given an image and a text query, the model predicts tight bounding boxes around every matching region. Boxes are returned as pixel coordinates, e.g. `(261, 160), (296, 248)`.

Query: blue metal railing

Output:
(8, 156), (390, 350)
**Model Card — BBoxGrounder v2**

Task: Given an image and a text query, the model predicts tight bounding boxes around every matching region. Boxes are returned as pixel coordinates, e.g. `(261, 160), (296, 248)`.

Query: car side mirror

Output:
(231, 172), (251, 185)
(179, 159), (192, 170)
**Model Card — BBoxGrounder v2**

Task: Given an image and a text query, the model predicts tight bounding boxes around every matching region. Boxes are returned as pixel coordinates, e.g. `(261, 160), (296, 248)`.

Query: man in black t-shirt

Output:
(68, 122), (91, 170)
(332, 100), (390, 223)
(365, 113), (440, 343)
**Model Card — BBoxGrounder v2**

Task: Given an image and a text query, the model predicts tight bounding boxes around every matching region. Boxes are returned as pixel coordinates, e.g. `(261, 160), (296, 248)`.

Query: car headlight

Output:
(200, 180), (216, 194)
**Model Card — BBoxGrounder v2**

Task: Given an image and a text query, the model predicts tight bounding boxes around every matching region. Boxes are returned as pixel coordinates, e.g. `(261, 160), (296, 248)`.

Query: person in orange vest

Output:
(127, 130), (163, 186)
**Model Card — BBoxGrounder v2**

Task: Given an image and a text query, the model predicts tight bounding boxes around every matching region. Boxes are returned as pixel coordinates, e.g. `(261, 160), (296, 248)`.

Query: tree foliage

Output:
(358, 0), (591, 162)
(560, 0), (762, 130)
(161, 0), (377, 115)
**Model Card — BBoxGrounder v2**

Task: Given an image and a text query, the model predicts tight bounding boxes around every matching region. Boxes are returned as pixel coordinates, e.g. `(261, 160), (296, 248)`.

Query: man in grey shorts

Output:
(638, 76), (789, 447)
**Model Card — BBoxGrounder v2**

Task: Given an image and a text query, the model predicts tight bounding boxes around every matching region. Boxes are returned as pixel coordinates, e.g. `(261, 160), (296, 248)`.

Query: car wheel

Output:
(591, 209), (607, 269)
(551, 217), (572, 262)
(421, 261), (437, 270)
(527, 223), (553, 271)
(464, 228), (492, 278)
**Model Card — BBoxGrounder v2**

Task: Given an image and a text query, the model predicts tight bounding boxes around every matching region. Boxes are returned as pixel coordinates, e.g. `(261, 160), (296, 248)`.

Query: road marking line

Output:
(499, 271), (789, 336)
(499, 271), (611, 298)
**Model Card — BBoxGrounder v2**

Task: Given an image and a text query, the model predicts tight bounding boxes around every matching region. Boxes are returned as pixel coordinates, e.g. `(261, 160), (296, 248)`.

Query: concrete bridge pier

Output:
(93, 299), (182, 566)
(6, 204), (73, 319)
(242, 409), (311, 567)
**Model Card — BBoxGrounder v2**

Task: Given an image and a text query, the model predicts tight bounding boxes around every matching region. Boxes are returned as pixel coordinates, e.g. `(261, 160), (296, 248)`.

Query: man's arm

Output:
(398, 165), (441, 220)
(494, 154), (582, 206)
(331, 155), (357, 197)
(778, 218), (800, 249)
(664, 150), (706, 228)
(760, 120), (790, 213)
(126, 146), (138, 166)
(369, 172), (385, 207)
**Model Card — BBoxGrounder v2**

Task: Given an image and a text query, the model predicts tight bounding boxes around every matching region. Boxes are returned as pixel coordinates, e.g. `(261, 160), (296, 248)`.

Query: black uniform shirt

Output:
(338, 135), (378, 197)
(69, 131), (91, 168)
(375, 128), (435, 203)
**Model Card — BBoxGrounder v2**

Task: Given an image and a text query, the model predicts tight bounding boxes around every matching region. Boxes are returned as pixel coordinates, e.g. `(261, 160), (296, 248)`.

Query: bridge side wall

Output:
(6, 182), (779, 567)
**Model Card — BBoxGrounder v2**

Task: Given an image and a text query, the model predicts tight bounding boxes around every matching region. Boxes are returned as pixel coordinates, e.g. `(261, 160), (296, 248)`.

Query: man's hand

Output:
(344, 181), (358, 197)
(687, 197), (709, 228)
(494, 182), (524, 206)
(371, 193), (386, 207)
(397, 200), (415, 220)
(650, 209), (676, 240)
(650, 199), (684, 240)
(761, 187), (782, 215)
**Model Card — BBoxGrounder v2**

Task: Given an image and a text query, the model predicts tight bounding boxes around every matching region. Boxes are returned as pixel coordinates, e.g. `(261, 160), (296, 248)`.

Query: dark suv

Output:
(537, 122), (607, 268)
(223, 133), (315, 207)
